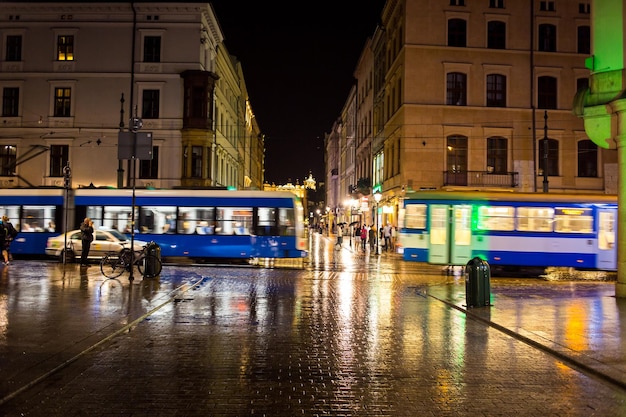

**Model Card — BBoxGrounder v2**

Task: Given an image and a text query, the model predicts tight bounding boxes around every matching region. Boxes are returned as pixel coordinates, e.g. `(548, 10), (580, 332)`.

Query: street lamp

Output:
(374, 192), (382, 255)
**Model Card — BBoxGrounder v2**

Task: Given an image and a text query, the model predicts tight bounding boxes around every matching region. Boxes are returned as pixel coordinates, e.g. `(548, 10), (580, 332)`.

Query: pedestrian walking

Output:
(2, 215), (17, 263)
(336, 224), (343, 249)
(79, 217), (94, 267)
(360, 225), (368, 251)
(0, 217), (9, 265)
(368, 225), (376, 251)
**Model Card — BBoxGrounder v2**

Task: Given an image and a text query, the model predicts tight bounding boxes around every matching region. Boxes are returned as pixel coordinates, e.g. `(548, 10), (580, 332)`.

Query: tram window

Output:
(177, 210), (194, 234)
(0, 205), (20, 230)
(516, 207), (554, 232)
(100, 206), (131, 232)
(177, 207), (215, 235)
(140, 206), (178, 234)
(278, 208), (295, 236)
(192, 208), (215, 235)
(477, 206), (514, 231)
(404, 204), (426, 229)
(256, 207), (277, 236)
(554, 208), (593, 233)
(216, 207), (252, 235)
(22, 206), (54, 232)
(598, 211), (615, 249)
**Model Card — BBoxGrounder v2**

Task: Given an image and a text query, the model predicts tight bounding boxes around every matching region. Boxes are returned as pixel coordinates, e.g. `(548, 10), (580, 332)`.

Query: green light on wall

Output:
(588, 0), (624, 74)
(578, 0), (625, 149)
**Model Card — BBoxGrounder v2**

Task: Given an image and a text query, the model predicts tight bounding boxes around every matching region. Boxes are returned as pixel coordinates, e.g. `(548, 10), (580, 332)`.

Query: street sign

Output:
(117, 131), (153, 160)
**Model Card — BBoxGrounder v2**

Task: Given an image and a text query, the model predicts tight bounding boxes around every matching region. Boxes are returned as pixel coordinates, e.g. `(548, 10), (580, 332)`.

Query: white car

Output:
(45, 228), (148, 262)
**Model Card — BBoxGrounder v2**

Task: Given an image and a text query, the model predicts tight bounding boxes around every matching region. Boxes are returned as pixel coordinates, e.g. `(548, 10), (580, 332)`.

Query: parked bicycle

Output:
(100, 243), (162, 279)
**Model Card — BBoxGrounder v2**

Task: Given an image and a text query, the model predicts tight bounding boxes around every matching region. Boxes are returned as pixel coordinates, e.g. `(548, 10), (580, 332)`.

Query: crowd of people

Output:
(333, 222), (397, 253)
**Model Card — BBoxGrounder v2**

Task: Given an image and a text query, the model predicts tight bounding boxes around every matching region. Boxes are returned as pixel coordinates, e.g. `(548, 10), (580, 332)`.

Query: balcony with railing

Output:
(443, 170), (519, 188)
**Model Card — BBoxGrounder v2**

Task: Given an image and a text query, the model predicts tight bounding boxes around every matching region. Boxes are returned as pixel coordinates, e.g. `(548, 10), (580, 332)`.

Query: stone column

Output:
(612, 99), (626, 297)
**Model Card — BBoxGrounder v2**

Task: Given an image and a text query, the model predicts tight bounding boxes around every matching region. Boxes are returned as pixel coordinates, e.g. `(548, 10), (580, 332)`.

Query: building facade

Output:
(327, 0), (616, 230)
(0, 1), (264, 190)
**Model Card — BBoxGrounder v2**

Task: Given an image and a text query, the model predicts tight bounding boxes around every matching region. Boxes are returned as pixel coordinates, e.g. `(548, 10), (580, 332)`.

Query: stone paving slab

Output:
(0, 238), (625, 416)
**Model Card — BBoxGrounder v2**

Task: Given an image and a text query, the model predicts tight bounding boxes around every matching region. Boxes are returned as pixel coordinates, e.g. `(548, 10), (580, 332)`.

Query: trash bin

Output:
(465, 257), (491, 308)
(144, 241), (161, 277)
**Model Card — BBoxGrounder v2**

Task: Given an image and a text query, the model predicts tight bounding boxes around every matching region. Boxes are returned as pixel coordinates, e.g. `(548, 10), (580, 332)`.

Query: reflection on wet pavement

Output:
(0, 233), (625, 416)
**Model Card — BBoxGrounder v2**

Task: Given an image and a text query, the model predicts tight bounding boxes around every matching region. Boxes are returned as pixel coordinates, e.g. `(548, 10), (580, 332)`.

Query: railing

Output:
(443, 170), (519, 188)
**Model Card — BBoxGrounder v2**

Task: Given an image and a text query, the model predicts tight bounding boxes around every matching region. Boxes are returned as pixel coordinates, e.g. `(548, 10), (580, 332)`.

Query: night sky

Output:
(2, 0), (386, 186)
(211, 1), (386, 186)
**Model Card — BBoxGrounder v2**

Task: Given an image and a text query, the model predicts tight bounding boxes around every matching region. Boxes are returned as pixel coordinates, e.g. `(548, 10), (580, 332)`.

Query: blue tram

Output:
(0, 188), (65, 256)
(74, 188), (308, 260)
(397, 191), (617, 271)
(0, 188), (308, 260)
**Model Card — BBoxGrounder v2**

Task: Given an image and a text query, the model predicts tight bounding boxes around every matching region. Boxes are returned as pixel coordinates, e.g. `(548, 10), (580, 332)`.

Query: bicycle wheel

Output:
(100, 253), (127, 278)
(137, 254), (162, 278)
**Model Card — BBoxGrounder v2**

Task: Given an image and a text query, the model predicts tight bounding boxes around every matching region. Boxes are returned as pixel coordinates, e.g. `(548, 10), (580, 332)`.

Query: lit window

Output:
(54, 87), (71, 117)
(517, 207), (554, 232)
(477, 206), (514, 231)
(57, 35), (74, 61)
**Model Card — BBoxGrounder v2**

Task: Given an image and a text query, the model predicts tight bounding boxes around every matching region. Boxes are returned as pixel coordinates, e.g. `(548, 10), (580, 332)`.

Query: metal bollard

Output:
(465, 257), (491, 308)
(144, 241), (161, 277)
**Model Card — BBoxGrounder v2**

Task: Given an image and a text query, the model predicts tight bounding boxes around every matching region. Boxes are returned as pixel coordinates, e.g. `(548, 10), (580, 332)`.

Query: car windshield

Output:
(108, 229), (129, 242)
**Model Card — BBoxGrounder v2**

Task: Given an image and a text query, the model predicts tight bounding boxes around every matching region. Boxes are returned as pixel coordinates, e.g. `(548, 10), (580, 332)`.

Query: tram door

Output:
(428, 205), (449, 264)
(597, 208), (617, 270)
(428, 204), (473, 265)
(450, 205), (472, 265)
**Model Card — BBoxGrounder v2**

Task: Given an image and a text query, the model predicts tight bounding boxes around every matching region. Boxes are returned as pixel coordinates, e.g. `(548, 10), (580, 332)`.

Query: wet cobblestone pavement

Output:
(0, 233), (625, 416)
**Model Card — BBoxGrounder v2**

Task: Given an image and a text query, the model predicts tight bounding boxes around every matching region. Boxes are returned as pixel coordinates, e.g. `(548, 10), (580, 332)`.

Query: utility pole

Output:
(62, 162), (71, 265)
(542, 111), (549, 193)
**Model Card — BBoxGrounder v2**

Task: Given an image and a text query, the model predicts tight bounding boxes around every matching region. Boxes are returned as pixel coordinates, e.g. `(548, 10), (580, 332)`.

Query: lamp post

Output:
(374, 192), (382, 255)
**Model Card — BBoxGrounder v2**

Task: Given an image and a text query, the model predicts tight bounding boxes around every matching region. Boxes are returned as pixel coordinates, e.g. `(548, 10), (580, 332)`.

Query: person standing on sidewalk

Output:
(383, 223), (392, 252)
(368, 225), (376, 251)
(0, 217), (9, 265)
(79, 217), (94, 267)
(2, 215), (17, 263)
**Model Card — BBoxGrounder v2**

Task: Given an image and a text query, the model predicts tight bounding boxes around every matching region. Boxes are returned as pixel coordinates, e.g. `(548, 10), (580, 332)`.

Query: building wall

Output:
(0, 2), (263, 189)
(327, 0), (617, 229)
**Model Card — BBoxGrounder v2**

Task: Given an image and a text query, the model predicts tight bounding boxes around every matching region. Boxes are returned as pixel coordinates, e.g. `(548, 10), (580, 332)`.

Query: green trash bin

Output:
(144, 241), (161, 278)
(465, 257), (491, 308)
